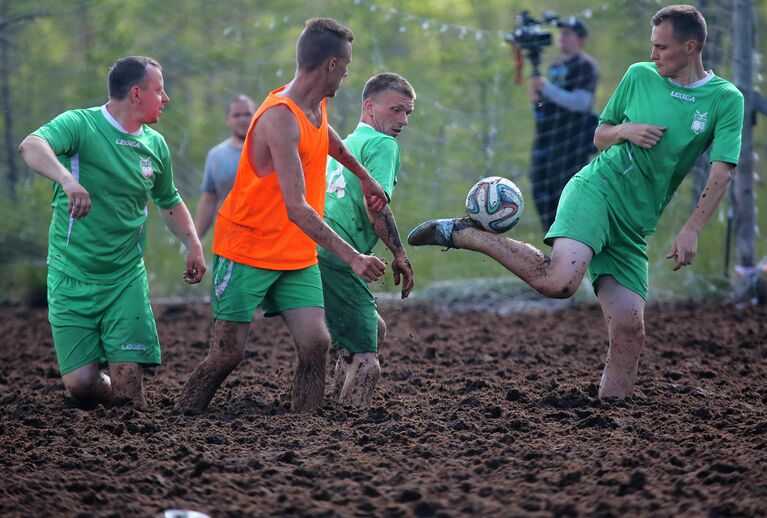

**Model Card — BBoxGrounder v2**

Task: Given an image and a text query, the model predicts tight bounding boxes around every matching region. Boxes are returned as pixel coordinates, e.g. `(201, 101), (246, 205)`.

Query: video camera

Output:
(505, 10), (559, 78)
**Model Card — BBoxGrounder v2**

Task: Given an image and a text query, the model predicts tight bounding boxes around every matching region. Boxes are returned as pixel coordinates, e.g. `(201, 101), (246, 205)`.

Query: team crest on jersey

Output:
(139, 156), (154, 179)
(691, 110), (708, 135)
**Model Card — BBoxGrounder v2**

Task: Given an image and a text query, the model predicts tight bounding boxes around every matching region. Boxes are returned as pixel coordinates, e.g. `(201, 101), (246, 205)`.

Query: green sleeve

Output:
(599, 66), (634, 126)
(150, 137), (182, 209)
(31, 110), (83, 157)
(362, 137), (400, 202)
(709, 88), (744, 166)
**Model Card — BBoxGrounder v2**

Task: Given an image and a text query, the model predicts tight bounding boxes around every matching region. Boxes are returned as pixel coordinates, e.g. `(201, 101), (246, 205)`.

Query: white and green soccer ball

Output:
(465, 176), (524, 233)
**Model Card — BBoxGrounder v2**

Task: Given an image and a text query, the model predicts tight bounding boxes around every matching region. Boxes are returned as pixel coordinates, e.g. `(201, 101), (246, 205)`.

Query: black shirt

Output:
(533, 52), (599, 159)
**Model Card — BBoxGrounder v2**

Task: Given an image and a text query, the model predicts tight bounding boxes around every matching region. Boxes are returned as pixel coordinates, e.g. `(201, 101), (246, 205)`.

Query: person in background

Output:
(194, 94), (256, 240)
(528, 16), (599, 232)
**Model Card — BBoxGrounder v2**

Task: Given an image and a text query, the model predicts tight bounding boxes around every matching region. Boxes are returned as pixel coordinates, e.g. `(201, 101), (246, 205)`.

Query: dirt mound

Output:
(1, 302), (766, 516)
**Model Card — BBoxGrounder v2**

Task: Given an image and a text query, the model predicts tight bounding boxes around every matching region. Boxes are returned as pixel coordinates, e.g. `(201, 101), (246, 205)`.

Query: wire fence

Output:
(0, 0), (764, 302)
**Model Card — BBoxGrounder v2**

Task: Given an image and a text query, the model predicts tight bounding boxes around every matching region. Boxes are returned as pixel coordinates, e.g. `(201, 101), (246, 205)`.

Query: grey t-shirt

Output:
(200, 139), (242, 200)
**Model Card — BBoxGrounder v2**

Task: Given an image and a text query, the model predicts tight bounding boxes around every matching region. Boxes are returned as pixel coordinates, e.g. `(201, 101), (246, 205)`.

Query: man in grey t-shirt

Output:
(194, 94), (256, 239)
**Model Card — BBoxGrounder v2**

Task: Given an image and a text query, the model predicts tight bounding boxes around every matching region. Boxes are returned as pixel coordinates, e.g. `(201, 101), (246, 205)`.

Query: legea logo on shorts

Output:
(121, 343), (147, 351)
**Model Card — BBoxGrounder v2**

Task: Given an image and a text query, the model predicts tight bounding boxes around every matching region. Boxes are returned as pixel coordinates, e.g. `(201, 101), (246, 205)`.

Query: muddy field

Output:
(1, 300), (766, 517)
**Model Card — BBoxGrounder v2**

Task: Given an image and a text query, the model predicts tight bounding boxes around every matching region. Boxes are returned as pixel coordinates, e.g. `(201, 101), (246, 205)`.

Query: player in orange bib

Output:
(179, 18), (388, 414)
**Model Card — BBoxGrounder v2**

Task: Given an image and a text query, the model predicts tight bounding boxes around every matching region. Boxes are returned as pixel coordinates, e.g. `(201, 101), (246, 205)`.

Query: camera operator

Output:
(529, 16), (599, 232)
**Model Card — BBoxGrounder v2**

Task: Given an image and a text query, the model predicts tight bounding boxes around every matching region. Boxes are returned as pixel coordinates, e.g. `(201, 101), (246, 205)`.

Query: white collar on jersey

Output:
(101, 104), (142, 136)
(357, 122), (376, 131)
(669, 70), (715, 89)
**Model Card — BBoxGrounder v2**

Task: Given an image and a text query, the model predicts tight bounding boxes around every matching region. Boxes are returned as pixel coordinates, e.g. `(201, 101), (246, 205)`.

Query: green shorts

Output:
(211, 255), (324, 322)
(47, 267), (161, 375)
(318, 257), (378, 354)
(544, 175), (649, 300)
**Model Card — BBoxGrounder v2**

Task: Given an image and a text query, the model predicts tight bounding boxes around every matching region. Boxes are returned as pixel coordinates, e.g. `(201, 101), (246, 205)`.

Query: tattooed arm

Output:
(364, 202), (414, 299)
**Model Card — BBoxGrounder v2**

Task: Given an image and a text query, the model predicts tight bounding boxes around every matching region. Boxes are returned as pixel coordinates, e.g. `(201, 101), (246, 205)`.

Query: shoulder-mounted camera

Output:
(505, 10), (559, 78)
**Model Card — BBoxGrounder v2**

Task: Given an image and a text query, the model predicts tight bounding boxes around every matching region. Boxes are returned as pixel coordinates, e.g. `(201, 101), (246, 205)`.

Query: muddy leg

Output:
(178, 319), (249, 413)
(281, 307), (330, 413)
(109, 362), (146, 406)
(376, 314), (386, 350)
(595, 276), (646, 398)
(62, 361), (113, 407)
(336, 313), (386, 406)
(338, 352), (382, 408)
(333, 353), (352, 400)
(451, 233), (592, 299)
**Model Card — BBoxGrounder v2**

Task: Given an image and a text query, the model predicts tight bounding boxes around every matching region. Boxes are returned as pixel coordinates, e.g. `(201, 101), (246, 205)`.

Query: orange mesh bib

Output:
(213, 86), (329, 270)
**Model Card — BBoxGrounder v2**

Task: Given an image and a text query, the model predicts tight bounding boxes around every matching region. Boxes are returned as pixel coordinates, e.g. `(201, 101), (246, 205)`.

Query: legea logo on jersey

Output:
(691, 110), (708, 135)
(116, 138), (140, 149)
(139, 156), (154, 179)
(671, 91), (695, 102)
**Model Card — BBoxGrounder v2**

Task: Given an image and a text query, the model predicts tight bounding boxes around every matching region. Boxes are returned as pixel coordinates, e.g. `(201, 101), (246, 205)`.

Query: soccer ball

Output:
(465, 176), (524, 233)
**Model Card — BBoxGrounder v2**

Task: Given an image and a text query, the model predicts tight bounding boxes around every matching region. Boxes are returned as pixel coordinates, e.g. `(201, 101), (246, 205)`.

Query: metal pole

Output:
(731, 0), (756, 301)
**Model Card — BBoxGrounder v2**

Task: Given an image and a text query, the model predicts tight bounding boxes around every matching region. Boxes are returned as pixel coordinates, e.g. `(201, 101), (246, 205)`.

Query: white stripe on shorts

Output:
(214, 258), (234, 299)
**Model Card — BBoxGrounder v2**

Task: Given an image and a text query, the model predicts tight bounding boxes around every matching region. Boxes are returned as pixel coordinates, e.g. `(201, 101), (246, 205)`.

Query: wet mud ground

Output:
(1, 301), (766, 517)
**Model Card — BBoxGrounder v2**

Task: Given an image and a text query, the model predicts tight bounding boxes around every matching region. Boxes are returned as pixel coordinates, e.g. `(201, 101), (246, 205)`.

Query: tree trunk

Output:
(1, 0), (18, 200)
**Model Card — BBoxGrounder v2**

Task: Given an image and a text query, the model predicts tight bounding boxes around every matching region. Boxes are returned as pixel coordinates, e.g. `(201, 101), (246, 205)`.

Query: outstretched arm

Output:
(666, 161), (733, 271)
(161, 201), (206, 283)
(18, 135), (92, 218)
(328, 125), (387, 212)
(365, 203), (414, 298)
(263, 108), (385, 282)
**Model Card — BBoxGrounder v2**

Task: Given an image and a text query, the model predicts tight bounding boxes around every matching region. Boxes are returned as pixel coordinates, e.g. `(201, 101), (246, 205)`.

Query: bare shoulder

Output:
(249, 105), (301, 176)
(256, 104), (299, 142)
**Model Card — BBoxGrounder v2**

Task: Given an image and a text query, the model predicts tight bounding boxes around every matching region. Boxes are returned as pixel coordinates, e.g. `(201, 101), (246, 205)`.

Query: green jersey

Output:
(319, 123), (400, 268)
(33, 106), (182, 283)
(579, 62), (743, 236)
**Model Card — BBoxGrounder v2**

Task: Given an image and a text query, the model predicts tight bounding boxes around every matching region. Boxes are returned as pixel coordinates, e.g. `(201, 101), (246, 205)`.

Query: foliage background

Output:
(1, 0), (765, 302)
